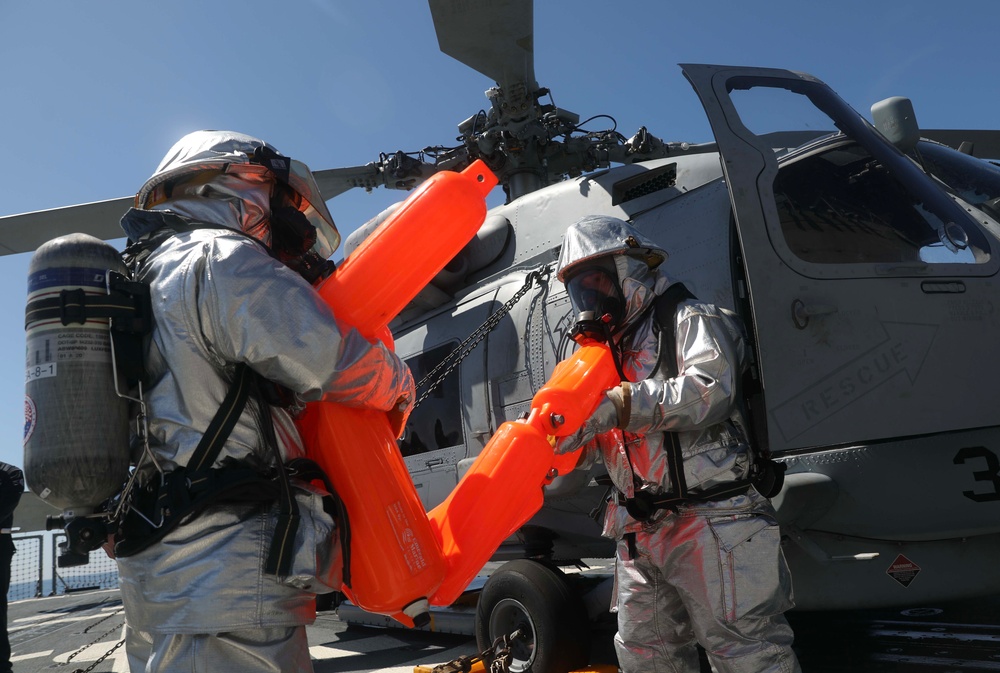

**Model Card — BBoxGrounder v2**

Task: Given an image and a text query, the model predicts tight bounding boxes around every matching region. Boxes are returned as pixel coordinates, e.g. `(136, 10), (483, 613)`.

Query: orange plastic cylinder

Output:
(532, 344), (620, 436)
(298, 405), (444, 626)
(427, 420), (555, 606)
(427, 343), (620, 606)
(298, 160), (498, 626)
(317, 160), (498, 339)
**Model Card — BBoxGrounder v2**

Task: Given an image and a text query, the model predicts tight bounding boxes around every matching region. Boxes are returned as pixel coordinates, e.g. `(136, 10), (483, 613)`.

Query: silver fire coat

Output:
(557, 215), (799, 673)
(589, 301), (800, 673)
(598, 297), (757, 539)
(115, 205), (415, 636)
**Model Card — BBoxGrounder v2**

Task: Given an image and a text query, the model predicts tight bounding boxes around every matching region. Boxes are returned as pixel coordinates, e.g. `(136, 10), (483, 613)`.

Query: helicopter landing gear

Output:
(474, 559), (590, 673)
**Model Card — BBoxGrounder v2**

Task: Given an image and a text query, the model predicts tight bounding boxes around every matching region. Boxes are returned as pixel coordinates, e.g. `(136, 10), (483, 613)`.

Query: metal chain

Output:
(412, 267), (549, 410)
(65, 609), (126, 673)
(72, 638), (126, 673)
(425, 628), (524, 673)
(81, 608), (124, 634)
(486, 629), (524, 673)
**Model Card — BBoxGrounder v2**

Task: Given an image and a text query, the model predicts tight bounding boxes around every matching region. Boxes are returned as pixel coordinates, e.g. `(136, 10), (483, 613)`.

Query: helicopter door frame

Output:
(682, 63), (1000, 453)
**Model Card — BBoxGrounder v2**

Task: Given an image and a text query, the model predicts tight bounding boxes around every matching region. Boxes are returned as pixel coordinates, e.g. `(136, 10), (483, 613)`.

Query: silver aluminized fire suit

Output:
(114, 170), (414, 670)
(556, 215), (799, 673)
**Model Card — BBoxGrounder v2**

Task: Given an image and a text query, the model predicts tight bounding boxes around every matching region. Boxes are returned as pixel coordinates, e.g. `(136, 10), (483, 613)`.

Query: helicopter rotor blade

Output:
(0, 159), (445, 259)
(428, 0), (536, 93)
(0, 197), (132, 255)
(313, 166), (383, 201)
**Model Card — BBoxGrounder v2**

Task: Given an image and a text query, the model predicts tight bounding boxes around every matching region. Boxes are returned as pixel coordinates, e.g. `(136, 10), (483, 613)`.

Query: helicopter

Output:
(5, 0), (1000, 671)
(377, 0), (1000, 645)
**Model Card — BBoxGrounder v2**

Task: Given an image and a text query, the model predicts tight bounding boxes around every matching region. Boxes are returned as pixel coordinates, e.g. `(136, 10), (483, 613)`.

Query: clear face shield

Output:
(282, 159), (339, 258)
(566, 267), (625, 322)
(564, 263), (626, 345)
(237, 147), (340, 258)
(229, 151), (341, 283)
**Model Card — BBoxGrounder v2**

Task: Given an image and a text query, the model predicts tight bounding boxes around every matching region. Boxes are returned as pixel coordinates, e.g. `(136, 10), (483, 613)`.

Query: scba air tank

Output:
(23, 234), (131, 515)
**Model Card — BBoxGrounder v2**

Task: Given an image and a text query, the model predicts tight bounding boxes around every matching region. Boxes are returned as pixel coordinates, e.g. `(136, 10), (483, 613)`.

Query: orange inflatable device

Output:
(427, 341), (619, 606)
(297, 160), (498, 627)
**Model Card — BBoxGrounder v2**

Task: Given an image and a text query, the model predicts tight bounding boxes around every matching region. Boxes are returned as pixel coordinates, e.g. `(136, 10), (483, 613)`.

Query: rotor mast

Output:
(430, 0), (546, 200)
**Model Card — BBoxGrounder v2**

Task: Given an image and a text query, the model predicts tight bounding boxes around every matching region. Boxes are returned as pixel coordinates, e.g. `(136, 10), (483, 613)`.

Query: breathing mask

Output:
(564, 261), (626, 345)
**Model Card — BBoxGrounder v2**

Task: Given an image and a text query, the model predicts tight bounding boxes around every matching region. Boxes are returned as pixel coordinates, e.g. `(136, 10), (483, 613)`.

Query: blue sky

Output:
(1, 0), (998, 479)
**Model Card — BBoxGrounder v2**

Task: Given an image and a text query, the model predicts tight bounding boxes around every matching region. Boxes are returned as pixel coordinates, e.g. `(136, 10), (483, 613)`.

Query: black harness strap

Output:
(190, 364), (254, 471)
(249, 372), (299, 577)
(188, 364), (300, 577)
(25, 288), (138, 326)
(115, 464), (282, 558)
(115, 365), (301, 575)
(286, 458), (353, 587)
(652, 283), (695, 380)
(116, 363), (259, 558)
(619, 283), (758, 522)
(623, 532), (638, 560)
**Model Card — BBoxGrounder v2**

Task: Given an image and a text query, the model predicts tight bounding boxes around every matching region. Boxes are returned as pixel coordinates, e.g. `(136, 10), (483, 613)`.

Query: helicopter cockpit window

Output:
(398, 343), (463, 458)
(773, 142), (988, 265)
(729, 87), (836, 143)
(725, 78), (992, 272)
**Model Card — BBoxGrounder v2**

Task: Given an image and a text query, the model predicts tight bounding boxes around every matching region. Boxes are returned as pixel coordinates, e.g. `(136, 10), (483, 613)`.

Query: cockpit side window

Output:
(398, 342), (463, 457)
(774, 142), (988, 266)
(718, 77), (994, 277)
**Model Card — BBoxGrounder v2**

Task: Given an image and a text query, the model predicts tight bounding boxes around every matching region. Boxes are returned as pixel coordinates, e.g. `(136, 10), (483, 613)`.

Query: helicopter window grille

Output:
(398, 342), (464, 458)
(611, 163), (677, 206)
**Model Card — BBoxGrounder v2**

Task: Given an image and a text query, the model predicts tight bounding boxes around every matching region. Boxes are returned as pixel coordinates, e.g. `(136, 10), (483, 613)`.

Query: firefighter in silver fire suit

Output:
(112, 130), (415, 673)
(555, 215), (800, 673)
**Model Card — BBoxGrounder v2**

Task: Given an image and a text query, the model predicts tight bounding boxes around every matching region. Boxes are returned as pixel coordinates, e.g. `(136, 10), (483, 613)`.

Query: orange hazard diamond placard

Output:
(886, 554), (921, 587)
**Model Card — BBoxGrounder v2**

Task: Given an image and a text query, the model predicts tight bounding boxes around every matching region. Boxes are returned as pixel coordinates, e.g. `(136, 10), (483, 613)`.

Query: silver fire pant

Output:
(613, 507), (801, 673)
(125, 624), (313, 673)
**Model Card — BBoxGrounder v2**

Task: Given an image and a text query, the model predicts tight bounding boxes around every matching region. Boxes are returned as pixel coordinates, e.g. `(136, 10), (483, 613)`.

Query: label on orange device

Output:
(386, 499), (429, 575)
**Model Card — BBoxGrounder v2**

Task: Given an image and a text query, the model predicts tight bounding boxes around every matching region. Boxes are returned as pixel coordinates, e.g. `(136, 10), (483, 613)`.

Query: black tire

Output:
(474, 559), (590, 673)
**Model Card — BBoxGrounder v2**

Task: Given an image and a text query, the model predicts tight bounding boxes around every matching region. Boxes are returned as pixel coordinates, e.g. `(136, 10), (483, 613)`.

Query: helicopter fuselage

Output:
(387, 65), (1000, 611)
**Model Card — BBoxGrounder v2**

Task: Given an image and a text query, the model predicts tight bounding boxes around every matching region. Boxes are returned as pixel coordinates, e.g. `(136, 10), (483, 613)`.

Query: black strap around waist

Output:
(619, 480), (754, 522)
(620, 426), (754, 522)
(116, 364), (301, 576)
(115, 463), (281, 558)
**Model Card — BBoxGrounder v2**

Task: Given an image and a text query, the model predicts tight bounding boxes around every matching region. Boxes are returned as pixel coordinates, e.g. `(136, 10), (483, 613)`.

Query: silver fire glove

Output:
(554, 382), (631, 454)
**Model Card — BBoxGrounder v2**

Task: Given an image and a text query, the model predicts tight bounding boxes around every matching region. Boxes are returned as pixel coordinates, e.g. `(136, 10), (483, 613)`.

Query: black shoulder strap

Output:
(653, 282), (695, 378)
(189, 364), (255, 471)
(188, 364), (299, 576)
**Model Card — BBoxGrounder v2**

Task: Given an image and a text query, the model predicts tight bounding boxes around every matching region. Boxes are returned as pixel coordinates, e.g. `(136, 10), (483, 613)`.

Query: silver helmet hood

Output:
(136, 130), (340, 258)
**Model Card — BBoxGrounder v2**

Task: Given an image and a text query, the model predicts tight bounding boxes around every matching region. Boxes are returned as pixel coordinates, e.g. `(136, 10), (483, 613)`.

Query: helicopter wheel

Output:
(474, 559), (590, 673)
